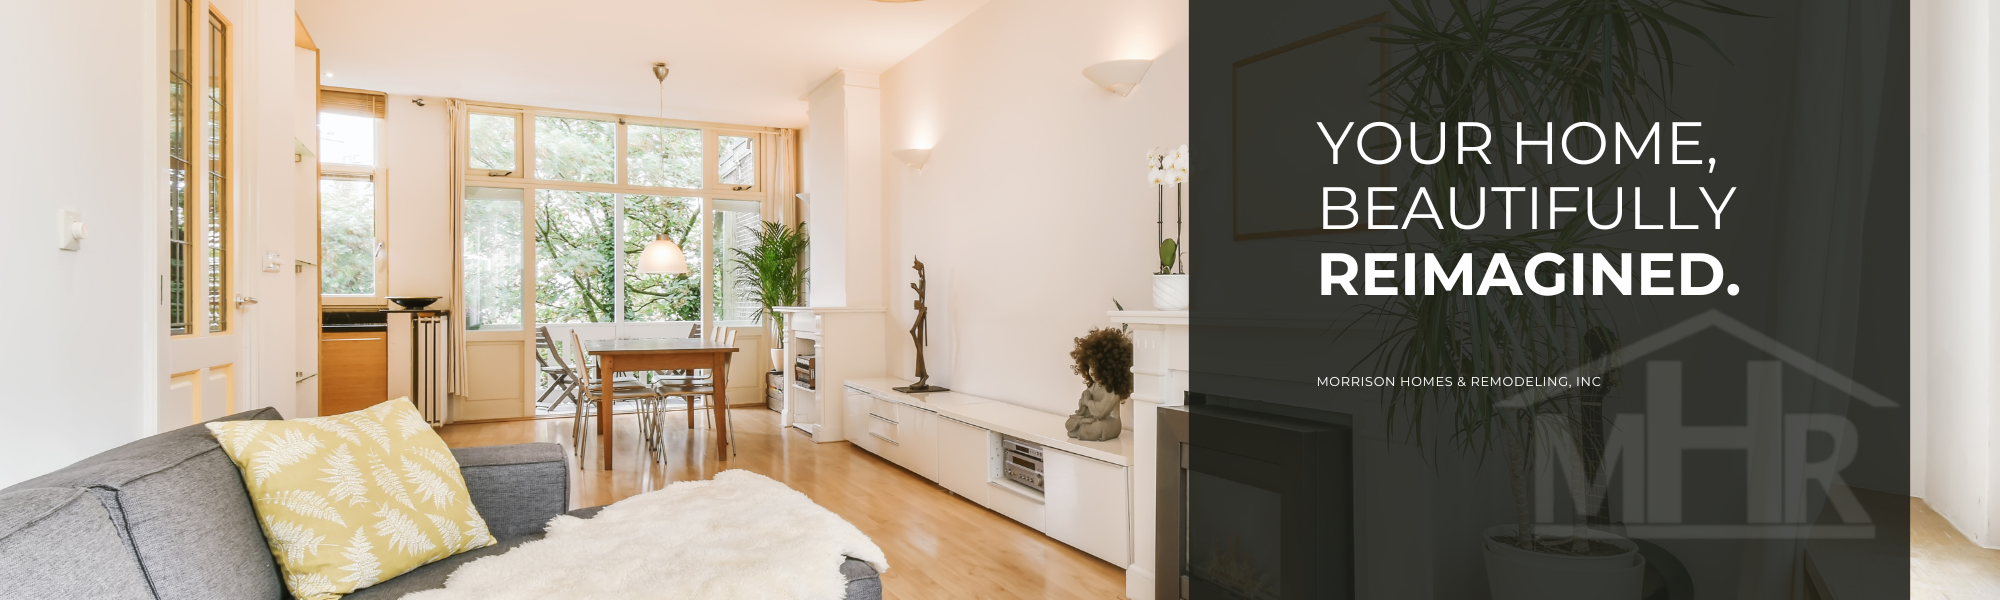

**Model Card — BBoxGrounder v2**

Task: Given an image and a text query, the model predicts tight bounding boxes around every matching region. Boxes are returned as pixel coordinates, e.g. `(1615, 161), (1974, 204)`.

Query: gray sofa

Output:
(0, 408), (881, 600)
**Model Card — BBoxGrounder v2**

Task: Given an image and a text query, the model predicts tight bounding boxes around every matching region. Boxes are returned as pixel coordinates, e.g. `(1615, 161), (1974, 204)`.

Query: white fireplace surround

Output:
(1109, 309), (1188, 600)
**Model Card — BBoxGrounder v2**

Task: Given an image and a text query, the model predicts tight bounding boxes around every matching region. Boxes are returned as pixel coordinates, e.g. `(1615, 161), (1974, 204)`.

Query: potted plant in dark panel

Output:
(1351, 1), (1752, 598)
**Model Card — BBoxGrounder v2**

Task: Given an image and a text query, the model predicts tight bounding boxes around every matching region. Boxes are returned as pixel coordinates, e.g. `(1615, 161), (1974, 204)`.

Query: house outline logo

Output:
(1508, 309), (1895, 540)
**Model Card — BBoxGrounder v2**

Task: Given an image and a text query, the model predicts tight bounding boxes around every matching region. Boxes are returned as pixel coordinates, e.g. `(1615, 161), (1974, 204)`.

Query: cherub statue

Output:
(1065, 327), (1134, 441)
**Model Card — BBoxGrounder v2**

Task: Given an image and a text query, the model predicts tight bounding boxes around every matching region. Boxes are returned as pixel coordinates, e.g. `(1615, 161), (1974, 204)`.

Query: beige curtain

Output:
(442, 99), (469, 424)
(765, 129), (799, 225)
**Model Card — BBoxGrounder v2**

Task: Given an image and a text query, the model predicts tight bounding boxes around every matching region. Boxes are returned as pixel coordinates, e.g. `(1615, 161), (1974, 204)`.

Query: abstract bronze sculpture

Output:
(894, 258), (949, 394)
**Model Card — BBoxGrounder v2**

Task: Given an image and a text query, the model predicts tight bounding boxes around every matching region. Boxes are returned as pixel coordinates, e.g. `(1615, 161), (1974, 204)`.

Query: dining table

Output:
(582, 338), (739, 470)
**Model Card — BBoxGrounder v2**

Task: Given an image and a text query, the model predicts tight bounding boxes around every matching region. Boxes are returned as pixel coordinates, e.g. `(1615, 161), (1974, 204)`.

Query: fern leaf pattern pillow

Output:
(208, 398), (495, 599)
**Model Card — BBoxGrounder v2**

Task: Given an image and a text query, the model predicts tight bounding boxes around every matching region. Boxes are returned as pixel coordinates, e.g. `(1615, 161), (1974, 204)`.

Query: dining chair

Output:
(565, 330), (664, 465)
(654, 328), (737, 456)
(547, 328), (641, 392)
(534, 327), (577, 410)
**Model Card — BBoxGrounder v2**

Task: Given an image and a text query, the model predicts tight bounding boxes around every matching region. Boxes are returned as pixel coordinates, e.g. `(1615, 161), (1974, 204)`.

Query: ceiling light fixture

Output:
(1082, 59), (1152, 96)
(637, 62), (689, 275)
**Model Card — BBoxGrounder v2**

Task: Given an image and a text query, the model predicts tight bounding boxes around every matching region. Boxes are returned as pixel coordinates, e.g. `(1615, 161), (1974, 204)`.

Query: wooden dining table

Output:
(582, 338), (739, 470)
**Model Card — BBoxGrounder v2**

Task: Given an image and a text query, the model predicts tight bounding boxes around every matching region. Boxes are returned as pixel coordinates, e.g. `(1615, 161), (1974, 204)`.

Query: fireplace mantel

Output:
(1109, 310), (1187, 600)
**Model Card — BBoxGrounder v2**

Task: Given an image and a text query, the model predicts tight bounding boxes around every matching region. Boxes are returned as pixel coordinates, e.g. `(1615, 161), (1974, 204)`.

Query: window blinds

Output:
(319, 87), (386, 118)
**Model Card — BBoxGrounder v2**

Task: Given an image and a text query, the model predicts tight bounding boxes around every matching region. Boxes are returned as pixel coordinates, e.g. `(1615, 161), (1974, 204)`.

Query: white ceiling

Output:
(296, 0), (990, 128)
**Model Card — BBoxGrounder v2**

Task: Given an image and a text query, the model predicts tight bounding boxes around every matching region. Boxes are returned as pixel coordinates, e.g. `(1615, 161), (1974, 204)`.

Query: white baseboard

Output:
(1126, 565), (1155, 600)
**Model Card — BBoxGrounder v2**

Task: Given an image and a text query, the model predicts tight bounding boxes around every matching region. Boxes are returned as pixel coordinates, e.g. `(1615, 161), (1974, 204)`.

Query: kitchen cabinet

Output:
(319, 331), (387, 415)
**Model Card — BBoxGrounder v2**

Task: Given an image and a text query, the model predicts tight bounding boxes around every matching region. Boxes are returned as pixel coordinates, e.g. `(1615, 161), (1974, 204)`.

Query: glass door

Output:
(456, 186), (531, 420)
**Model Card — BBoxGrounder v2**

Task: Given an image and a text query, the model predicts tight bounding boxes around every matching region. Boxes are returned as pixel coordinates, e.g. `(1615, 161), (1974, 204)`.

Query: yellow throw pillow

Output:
(208, 398), (495, 600)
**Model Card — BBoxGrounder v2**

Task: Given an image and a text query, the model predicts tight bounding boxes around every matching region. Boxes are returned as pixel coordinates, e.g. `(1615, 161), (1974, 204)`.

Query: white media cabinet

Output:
(843, 378), (1134, 567)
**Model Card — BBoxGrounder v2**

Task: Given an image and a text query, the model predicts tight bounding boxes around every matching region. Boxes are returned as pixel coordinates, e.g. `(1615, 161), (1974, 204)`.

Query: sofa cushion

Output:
(207, 399), (496, 600)
(0, 487), (154, 600)
(2, 408), (284, 600)
(452, 443), (569, 539)
(339, 529), (538, 600)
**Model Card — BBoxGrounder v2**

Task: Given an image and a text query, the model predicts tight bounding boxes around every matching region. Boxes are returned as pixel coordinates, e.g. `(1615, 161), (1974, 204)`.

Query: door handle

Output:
(235, 295), (259, 310)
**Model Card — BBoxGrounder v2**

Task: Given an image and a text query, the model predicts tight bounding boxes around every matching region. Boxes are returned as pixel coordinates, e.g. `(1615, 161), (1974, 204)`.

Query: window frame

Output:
(168, 4), (234, 337)
(455, 100), (779, 330)
(166, 0), (194, 336)
(466, 109), (524, 178)
(318, 113), (390, 305)
(461, 101), (769, 200)
(202, 8), (230, 334)
(708, 128), (763, 193)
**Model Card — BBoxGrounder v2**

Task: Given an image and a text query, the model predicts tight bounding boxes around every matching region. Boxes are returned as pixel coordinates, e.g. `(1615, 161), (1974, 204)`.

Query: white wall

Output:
(379, 94), (452, 402)
(1913, 0), (2000, 547)
(250, 0), (302, 420)
(874, 0), (1188, 415)
(0, 0), (297, 487)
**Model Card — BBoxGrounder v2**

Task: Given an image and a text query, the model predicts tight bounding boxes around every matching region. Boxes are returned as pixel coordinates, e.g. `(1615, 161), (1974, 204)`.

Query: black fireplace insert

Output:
(1160, 393), (1353, 600)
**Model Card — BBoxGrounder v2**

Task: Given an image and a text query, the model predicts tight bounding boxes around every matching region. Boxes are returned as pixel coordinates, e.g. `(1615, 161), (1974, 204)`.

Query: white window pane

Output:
(319, 112), (375, 166)
(712, 204), (765, 322)
(464, 187), (523, 330)
(469, 114), (517, 172)
(321, 178), (375, 295)
(535, 190), (617, 322)
(718, 135), (754, 187)
(535, 116), (615, 183)
(622, 195), (702, 322)
(627, 124), (702, 188)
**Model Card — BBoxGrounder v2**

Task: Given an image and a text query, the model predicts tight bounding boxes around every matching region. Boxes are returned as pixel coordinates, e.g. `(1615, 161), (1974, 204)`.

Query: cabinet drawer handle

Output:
(868, 413), (898, 425)
(869, 432), (900, 446)
(323, 338), (383, 342)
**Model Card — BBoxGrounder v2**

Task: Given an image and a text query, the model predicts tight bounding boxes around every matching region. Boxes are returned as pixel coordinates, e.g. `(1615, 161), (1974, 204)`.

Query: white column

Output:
(1111, 310), (1187, 600)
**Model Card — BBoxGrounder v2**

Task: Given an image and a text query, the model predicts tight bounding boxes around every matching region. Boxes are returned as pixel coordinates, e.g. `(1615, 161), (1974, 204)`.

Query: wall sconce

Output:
(892, 149), (932, 169)
(1082, 59), (1153, 96)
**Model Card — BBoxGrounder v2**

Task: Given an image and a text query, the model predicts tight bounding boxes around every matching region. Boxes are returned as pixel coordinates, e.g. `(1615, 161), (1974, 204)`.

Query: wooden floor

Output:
(439, 407), (1129, 600)
(1913, 496), (2000, 599)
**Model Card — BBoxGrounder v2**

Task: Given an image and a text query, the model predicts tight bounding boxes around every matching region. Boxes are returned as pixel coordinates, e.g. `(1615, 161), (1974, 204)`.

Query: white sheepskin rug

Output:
(402, 470), (888, 600)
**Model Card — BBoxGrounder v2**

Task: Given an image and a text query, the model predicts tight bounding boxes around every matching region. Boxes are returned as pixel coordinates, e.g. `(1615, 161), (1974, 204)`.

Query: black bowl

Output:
(387, 296), (442, 310)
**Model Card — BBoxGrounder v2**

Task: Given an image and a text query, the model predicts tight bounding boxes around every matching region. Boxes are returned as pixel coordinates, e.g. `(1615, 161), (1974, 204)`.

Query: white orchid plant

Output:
(1148, 145), (1189, 275)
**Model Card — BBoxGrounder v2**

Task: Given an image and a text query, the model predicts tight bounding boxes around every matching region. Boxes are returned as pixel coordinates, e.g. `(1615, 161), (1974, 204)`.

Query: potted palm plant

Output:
(730, 221), (808, 369)
(1352, 1), (1751, 598)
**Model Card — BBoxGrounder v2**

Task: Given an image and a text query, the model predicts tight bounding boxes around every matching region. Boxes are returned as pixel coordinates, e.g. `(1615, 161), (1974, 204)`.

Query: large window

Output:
(534, 116), (615, 183)
(460, 104), (773, 328)
(621, 196), (701, 322)
(318, 90), (387, 299)
(712, 199), (762, 322)
(533, 190), (616, 323)
(319, 174), (376, 294)
(464, 187), (524, 330)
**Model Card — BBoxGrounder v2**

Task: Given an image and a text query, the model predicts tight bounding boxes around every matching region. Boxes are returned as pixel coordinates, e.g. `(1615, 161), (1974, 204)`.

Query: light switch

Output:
(264, 252), (283, 272)
(58, 210), (84, 251)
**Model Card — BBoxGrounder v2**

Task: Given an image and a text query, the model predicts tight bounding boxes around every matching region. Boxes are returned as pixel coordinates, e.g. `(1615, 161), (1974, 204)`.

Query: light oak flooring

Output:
(439, 407), (1129, 600)
(1913, 497), (2000, 599)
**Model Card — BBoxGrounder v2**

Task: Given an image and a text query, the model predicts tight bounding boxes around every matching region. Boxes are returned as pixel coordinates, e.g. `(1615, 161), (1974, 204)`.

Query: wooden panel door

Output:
(319, 331), (387, 415)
